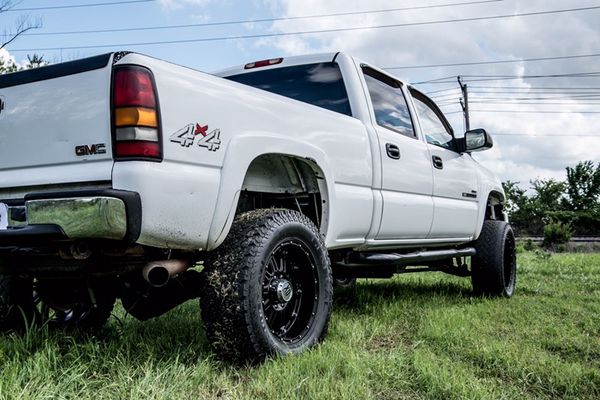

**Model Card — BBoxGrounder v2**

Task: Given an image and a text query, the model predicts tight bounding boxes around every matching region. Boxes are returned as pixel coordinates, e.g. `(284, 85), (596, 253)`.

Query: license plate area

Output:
(0, 203), (8, 230)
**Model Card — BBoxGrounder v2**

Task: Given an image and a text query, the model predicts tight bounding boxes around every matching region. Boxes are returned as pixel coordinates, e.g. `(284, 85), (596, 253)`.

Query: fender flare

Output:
(206, 133), (336, 250)
(474, 184), (506, 239)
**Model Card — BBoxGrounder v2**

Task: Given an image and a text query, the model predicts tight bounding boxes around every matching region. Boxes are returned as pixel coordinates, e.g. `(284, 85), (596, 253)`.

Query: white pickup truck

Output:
(0, 51), (516, 362)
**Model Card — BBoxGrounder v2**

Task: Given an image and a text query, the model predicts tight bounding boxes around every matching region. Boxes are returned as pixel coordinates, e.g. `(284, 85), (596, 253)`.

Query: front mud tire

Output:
(200, 209), (333, 363)
(471, 220), (517, 297)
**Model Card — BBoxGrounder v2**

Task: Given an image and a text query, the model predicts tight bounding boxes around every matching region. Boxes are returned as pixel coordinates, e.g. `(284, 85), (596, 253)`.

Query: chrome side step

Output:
(344, 248), (475, 267)
(333, 248), (475, 278)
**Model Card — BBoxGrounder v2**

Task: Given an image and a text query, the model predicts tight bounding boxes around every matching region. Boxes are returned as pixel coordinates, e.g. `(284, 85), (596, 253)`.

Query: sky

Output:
(1, 0), (599, 188)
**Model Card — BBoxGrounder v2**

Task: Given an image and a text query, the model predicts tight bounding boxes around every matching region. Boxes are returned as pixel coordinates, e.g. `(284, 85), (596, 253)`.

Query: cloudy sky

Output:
(1, 0), (599, 187)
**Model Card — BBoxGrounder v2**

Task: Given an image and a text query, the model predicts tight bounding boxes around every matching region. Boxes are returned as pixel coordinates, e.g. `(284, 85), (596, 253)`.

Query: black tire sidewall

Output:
(472, 221), (517, 297)
(247, 220), (331, 355)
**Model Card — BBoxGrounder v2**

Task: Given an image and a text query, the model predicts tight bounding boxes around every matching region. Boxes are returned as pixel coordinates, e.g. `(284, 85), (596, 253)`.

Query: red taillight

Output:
(112, 66), (162, 161)
(114, 69), (156, 108)
(115, 141), (161, 158)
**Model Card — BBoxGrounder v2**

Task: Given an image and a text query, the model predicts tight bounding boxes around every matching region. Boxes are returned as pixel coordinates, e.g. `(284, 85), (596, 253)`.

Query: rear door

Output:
(361, 67), (434, 239)
(0, 54), (114, 190)
(409, 90), (479, 238)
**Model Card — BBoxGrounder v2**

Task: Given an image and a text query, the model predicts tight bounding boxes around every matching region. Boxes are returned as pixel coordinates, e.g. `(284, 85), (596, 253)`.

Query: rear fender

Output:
(207, 133), (334, 250)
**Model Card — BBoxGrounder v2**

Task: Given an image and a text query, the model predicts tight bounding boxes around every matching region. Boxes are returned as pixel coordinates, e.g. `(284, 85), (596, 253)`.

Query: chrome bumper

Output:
(8, 197), (127, 240)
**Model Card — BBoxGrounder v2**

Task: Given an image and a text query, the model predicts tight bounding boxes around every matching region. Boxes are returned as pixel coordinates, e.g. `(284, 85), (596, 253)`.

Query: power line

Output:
(440, 101), (600, 106)
(414, 71), (600, 85)
(490, 133), (600, 137)
(4, 0), (155, 11)
(432, 92), (600, 100)
(426, 88), (462, 95)
(385, 52), (600, 70)
(428, 86), (600, 94)
(469, 110), (600, 114)
(468, 86), (600, 90)
(467, 90), (600, 95)
(9, 4), (600, 53)
(468, 95), (600, 100)
(15, 0), (503, 37)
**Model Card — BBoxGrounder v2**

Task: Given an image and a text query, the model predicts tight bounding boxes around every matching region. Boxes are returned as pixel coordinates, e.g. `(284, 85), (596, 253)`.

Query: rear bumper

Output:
(0, 189), (141, 246)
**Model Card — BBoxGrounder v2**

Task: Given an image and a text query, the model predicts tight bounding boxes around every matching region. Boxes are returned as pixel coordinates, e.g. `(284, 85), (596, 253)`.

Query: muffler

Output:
(122, 270), (203, 321)
(142, 259), (191, 287)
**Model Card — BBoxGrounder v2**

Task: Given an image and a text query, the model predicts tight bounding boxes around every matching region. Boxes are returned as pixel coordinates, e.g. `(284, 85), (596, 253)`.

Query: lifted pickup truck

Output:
(0, 51), (515, 362)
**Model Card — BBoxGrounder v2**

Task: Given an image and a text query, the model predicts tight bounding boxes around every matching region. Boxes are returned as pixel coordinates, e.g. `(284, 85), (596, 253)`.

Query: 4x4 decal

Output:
(170, 121), (221, 152)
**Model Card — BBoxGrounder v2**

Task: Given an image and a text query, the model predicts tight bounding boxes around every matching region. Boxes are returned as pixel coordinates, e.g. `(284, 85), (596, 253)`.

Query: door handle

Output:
(386, 143), (401, 160)
(432, 155), (444, 169)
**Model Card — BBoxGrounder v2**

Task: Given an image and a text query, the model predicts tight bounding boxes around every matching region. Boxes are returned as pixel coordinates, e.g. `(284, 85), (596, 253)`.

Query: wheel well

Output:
(485, 191), (505, 221)
(236, 154), (329, 233)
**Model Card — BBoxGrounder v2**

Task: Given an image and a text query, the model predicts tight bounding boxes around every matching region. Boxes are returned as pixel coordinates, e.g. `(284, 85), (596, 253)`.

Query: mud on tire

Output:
(200, 209), (333, 363)
(471, 220), (517, 297)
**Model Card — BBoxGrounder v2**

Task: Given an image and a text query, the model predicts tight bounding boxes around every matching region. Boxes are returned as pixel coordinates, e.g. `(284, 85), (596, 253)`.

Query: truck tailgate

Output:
(0, 54), (115, 190)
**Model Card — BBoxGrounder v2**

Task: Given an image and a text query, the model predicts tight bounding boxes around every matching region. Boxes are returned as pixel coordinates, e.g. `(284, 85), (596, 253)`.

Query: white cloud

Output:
(254, 0), (600, 186)
(0, 48), (16, 65)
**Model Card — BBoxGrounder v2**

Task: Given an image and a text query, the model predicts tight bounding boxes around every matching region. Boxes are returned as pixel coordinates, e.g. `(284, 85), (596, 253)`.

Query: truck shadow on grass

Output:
(0, 277), (490, 370)
(333, 278), (476, 315)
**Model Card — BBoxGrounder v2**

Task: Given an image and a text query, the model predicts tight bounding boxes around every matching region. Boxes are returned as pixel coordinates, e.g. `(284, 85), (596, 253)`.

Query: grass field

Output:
(1, 252), (599, 399)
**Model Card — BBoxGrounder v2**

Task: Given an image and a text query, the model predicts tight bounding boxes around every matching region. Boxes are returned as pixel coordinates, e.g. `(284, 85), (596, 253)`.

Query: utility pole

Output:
(458, 76), (470, 132)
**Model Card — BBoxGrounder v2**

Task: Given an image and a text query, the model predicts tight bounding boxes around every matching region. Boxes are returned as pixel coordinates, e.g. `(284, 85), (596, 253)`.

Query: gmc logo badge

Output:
(75, 143), (107, 156)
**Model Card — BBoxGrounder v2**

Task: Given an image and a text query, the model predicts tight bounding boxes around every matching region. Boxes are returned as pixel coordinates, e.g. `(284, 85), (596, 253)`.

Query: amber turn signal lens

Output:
(114, 107), (157, 128)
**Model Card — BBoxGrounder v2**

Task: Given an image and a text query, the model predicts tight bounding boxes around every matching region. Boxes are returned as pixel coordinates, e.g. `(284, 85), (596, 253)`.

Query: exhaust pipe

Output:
(142, 259), (191, 287)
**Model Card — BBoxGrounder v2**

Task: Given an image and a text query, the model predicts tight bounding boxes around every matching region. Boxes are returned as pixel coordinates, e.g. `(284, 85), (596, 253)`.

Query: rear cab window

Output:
(410, 89), (457, 151)
(225, 62), (352, 117)
(362, 66), (416, 139)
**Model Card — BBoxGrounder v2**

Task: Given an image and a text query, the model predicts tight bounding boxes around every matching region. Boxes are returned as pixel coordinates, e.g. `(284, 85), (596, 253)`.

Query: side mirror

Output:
(464, 129), (493, 152)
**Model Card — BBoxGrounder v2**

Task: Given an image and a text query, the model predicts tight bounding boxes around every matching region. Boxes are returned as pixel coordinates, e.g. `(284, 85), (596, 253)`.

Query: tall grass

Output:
(1, 252), (599, 399)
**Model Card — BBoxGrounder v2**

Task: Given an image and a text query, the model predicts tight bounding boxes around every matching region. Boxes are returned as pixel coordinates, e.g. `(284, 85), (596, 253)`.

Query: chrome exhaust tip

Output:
(142, 259), (191, 287)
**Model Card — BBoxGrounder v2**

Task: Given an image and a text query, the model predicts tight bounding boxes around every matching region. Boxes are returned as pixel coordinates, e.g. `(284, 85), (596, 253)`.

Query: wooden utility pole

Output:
(458, 76), (470, 132)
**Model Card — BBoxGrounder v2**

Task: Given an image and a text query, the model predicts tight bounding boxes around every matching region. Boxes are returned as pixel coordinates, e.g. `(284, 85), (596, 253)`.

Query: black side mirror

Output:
(464, 129), (493, 152)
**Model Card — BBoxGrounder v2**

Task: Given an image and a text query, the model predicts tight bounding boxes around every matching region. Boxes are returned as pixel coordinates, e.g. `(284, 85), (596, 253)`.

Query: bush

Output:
(542, 222), (572, 249)
(545, 210), (600, 236)
(523, 238), (537, 251)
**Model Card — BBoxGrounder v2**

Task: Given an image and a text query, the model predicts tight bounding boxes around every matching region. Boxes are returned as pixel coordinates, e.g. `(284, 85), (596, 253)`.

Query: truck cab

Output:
(218, 52), (504, 248)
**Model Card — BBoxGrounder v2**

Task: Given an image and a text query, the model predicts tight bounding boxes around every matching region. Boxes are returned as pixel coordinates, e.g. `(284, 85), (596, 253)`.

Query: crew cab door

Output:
(409, 89), (479, 238)
(361, 67), (434, 239)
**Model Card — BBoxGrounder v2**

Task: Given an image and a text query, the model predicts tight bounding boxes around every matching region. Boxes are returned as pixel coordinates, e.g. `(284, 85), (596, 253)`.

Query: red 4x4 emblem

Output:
(170, 122), (221, 152)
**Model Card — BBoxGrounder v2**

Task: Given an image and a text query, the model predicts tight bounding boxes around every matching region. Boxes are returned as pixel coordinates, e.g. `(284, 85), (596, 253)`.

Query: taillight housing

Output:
(112, 66), (162, 161)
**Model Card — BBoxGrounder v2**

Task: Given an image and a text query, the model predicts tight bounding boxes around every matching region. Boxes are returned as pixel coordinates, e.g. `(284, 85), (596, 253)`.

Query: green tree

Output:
(0, 57), (18, 74)
(23, 54), (47, 69)
(562, 161), (600, 212)
(530, 178), (566, 214)
(502, 180), (528, 216)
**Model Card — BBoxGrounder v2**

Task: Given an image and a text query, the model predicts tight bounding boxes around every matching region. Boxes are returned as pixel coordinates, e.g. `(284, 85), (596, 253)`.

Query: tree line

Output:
(502, 161), (600, 237)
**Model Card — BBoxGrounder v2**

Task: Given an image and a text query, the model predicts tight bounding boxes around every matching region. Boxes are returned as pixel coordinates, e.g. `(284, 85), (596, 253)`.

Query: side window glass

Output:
(412, 96), (456, 151)
(362, 67), (415, 138)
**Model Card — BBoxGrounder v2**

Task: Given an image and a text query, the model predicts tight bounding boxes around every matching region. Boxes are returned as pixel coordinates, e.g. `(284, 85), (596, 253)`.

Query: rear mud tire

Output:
(0, 275), (36, 333)
(201, 209), (333, 364)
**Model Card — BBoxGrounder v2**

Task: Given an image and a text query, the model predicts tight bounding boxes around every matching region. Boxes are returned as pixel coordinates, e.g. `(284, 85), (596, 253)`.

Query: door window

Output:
(362, 67), (415, 138)
(411, 91), (456, 151)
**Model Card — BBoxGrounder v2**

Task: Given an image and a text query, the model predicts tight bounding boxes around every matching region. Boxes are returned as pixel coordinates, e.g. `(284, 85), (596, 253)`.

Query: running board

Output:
(343, 248), (475, 267)
(333, 248), (475, 279)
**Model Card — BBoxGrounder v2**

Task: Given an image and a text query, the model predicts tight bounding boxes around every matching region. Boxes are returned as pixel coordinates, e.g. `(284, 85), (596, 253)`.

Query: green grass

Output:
(1, 252), (599, 399)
